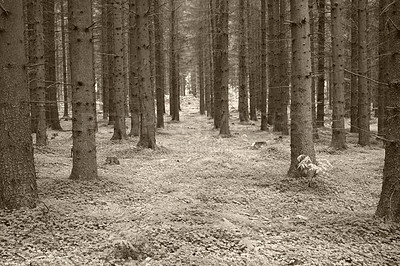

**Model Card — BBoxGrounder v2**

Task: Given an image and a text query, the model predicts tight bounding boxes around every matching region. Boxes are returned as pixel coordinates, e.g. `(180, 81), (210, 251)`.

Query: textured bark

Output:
(107, 1), (115, 125)
(309, 0), (318, 139)
(169, 0), (179, 121)
(218, 0), (230, 136)
(101, 0), (109, 120)
(316, 0), (325, 128)
(330, 0), (346, 149)
(154, 0), (165, 128)
(375, 0), (400, 221)
(61, 0), (69, 119)
(238, 0), (248, 122)
(136, 0), (157, 148)
(260, 0), (268, 130)
(44, 0), (62, 130)
(358, 0), (370, 146)
(68, 0), (98, 180)
(205, 4), (213, 117)
(350, 0), (358, 133)
(247, 1), (258, 121)
(213, 0), (222, 128)
(128, 0), (140, 136)
(111, 0), (127, 140)
(0, 0), (38, 209)
(288, 0), (316, 177)
(377, 0), (387, 138)
(274, 0), (289, 135)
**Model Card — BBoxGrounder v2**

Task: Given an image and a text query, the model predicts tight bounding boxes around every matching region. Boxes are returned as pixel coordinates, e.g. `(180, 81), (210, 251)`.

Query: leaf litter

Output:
(0, 95), (399, 266)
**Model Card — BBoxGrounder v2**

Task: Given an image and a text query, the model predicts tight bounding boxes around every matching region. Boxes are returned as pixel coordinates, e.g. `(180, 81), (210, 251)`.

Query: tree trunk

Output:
(44, 0), (62, 130)
(111, 0), (127, 140)
(377, 0), (387, 138)
(61, 0), (69, 120)
(170, 0), (179, 121)
(154, 0), (165, 128)
(273, 0), (289, 135)
(358, 0), (370, 146)
(218, 0), (230, 136)
(101, 0), (110, 120)
(213, 0), (222, 129)
(247, 0), (257, 121)
(238, 0), (248, 122)
(128, 0), (140, 136)
(260, 0), (268, 130)
(350, 0), (358, 133)
(330, 0), (346, 149)
(316, 0), (325, 128)
(136, 0), (157, 148)
(68, 0), (98, 180)
(0, 0), (38, 209)
(198, 45), (205, 115)
(375, 0), (400, 221)
(288, 0), (316, 177)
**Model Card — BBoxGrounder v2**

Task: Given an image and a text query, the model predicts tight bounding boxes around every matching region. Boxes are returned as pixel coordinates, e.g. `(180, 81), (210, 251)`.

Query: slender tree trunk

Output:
(213, 0), (223, 129)
(350, 0), (358, 133)
(170, 0), (179, 121)
(375, 0), (400, 221)
(111, 0), (127, 140)
(288, 0), (316, 177)
(218, 0), (230, 136)
(198, 46), (205, 115)
(316, 0), (325, 128)
(358, 0), (370, 146)
(136, 0), (157, 148)
(238, 0), (249, 122)
(129, 0), (140, 136)
(0, 0), (38, 209)
(377, 0), (387, 138)
(330, 0), (346, 149)
(247, 0), (257, 121)
(309, 0), (317, 139)
(44, 0), (62, 130)
(274, 0), (289, 135)
(154, 0), (165, 128)
(101, 0), (110, 120)
(107, 1), (115, 125)
(61, 0), (69, 119)
(260, 0), (268, 130)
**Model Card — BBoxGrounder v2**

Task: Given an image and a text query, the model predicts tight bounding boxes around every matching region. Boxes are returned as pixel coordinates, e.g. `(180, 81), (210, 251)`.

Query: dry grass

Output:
(1, 96), (399, 266)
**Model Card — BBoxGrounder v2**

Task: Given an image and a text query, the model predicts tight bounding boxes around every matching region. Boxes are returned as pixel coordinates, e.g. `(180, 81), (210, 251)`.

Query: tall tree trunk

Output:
(330, 0), (346, 149)
(129, 0), (140, 136)
(136, 0), (157, 148)
(238, 0), (248, 122)
(316, 0), (325, 128)
(170, 0), (179, 121)
(350, 0), (358, 133)
(213, 0), (222, 129)
(274, 0), (289, 135)
(44, 0), (62, 130)
(377, 0), (387, 138)
(154, 0), (165, 128)
(68, 0), (98, 180)
(61, 0), (69, 120)
(111, 0), (127, 140)
(107, 1), (115, 125)
(288, 0), (316, 177)
(101, 0), (110, 120)
(198, 45), (205, 115)
(218, 0), (230, 136)
(358, 0), (370, 146)
(0, 0), (38, 209)
(247, 0), (257, 121)
(375, 0), (400, 222)
(260, 0), (268, 130)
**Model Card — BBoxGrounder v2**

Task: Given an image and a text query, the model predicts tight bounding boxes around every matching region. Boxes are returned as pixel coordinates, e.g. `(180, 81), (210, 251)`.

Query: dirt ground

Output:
(1, 96), (399, 266)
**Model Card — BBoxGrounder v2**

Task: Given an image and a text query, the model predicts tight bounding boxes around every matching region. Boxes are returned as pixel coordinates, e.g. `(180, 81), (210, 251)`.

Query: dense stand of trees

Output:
(0, 0), (399, 221)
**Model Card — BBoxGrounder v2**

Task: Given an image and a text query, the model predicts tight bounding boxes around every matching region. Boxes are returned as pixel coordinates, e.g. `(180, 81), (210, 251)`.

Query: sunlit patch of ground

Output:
(1, 96), (399, 266)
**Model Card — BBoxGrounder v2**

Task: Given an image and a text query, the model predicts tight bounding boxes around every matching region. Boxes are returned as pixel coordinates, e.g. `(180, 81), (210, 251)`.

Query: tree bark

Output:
(260, 0), (268, 130)
(330, 0), (346, 149)
(68, 0), (98, 180)
(358, 0), (370, 146)
(170, 0), (179, 121)
(316, 0), (325, 128)
(247, 0), (258, 121)
(136, 0), (157, 148)
(61, 0), (69, 120)
(377, 0), (387, 138)
(154, 0), (165, 128)
(288, 0), (316, 177)
(376, 0), (400, 221)
(350, 0), (358, 133)
(238, 0), (249, 122)
(0, 0), (38, 209)
(101, 0), (110, 120)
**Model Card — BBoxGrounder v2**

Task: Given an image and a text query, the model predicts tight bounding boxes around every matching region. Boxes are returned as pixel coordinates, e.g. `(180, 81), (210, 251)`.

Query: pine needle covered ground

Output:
(1, 96), (399, 266)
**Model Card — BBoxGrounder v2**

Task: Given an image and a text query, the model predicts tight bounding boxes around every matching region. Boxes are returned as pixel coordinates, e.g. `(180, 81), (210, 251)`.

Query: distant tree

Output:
(111, 0), (127, 140)
(316, 0), (325, 128)
(375, 0), (400, 222)
(330, 0), (346, 149)
(288, 0), (316, 177)
(44, 0), (63, 130)
(0, 0), (38, 209)
(154, 0), (165, 127)
(136, 0), (157, 148)
(68, 0), (98, 180)
(358, 0), (370, 146)
(238, 0), (249, 122)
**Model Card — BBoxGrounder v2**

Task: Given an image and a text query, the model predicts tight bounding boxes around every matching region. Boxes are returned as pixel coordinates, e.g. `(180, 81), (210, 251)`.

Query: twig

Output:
(344, 68), (389, 86)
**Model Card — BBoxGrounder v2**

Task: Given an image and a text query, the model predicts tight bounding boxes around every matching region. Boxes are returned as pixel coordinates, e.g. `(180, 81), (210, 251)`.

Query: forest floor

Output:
(1, 96), (400, 266)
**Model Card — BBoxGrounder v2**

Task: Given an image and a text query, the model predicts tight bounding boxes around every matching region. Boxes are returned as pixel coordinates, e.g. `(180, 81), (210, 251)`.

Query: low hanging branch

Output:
(344, 68), (388, 86)
(0, 3), (9, 15)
